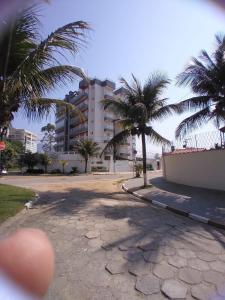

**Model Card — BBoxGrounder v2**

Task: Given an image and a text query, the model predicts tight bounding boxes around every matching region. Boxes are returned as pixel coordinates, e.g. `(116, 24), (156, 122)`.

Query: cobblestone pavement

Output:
(0, 176), (225, 299)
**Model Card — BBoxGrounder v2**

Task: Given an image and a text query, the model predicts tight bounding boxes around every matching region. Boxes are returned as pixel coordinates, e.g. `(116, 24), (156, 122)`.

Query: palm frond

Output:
(151, 103), (183, 120)
(22, 97), (84, 121)
(145, 126), (171, 145)
(175, 107), (211, 138)
(9, 20), (90, 93)
(10, 65), (87, 97)
(175, 96), (212, 111)
(100, 129), (131, 157)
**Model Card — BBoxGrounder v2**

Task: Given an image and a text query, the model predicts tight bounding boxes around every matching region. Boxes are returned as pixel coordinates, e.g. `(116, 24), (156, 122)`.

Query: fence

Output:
(163, 130), (225, 154)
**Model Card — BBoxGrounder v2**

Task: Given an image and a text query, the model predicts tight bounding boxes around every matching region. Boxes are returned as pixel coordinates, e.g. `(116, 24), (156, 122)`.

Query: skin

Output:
(0, 228), (54, 298)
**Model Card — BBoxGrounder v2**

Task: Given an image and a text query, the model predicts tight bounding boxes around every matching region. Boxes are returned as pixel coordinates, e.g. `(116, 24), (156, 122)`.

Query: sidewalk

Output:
(124, 172), (225, 228)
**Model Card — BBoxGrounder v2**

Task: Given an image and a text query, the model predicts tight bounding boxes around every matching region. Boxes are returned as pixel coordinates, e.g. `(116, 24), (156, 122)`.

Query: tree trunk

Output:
(141, 132), (147, 186)
(85, 159), (88, 173)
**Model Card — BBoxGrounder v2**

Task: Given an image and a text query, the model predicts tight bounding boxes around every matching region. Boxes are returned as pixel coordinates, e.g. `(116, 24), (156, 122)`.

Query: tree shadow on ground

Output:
(132, 176), (225, 223)
(35, 183), (225, 274)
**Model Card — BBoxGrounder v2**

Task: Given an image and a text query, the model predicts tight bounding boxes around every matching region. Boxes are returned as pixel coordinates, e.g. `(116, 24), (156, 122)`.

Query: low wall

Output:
(163, 149), (225, 191)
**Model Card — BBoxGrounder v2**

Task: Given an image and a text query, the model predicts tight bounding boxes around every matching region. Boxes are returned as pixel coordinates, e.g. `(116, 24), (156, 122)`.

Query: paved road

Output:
(125, 173), (225, 223)
(0, 175), (225, 299)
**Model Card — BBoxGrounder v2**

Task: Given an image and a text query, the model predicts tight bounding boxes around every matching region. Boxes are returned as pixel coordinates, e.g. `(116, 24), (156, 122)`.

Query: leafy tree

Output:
(59, 160), (68, 174)
(175, 34), (225, 138)
(1, 140), (23, 168)
(0, 4), (89, 129)
(41, 123), (56, 152)
(39, 153), (52, 173)
(74, 139), (100, 173)
(22, 152), (39, 170)
(102, 74), (177, 186)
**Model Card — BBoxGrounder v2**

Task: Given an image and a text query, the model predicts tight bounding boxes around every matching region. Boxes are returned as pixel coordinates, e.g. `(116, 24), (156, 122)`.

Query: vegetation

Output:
(21, 152), (39, 170)
(176, 34), (225, 138)
(0, 4), (89, 129)
(39, 153), (52, 173)
(135, 164), (143, 178)
(1, 140), (23, 169)
(74, 139), (100, 173)
(41, 123), (56, 152)
(102, 74), (178, 186)
(59, 160), (68, 174)
(0, 184), (34, 223)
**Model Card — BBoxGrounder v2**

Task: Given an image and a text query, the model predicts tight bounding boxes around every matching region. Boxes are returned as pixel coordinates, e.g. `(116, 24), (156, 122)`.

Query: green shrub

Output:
(91, 166), (107, 172)
(70, 167), (78, 174)
(26, 168), (44, 174)
(50, 169), (62, 174)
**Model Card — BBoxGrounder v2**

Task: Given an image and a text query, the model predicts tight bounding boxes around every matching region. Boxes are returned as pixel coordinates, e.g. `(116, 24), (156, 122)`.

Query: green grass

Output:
(0, 184), (35, 223)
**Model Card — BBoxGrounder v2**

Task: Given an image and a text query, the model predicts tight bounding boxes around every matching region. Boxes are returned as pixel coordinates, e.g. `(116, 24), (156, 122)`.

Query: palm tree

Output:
(60, 160), (68, 174)
(39, 153), (52, 173)
(74, 139), (100, 173)
(175, 34), (225, 138)
(0, 5), (90, 129)
(102, 73), (178, 186)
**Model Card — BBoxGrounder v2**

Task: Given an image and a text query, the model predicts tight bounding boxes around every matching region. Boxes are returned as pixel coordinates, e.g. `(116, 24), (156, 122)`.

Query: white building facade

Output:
(8, 128), (38, 153)
(55, 78), (136, 172)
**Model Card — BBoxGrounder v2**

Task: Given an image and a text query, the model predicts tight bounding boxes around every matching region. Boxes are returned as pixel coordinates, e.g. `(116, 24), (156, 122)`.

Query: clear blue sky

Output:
(12, 0), (225, 155)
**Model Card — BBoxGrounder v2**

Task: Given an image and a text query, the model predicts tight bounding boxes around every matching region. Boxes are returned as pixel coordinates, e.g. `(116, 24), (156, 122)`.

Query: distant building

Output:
(8, 128), (38, 153)
(37, 143), (44, 153)
(55, 78), (136, 161)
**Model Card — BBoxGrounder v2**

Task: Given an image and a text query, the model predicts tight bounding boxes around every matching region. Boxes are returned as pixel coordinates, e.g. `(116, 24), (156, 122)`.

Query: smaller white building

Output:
(8, 128), (38, 153)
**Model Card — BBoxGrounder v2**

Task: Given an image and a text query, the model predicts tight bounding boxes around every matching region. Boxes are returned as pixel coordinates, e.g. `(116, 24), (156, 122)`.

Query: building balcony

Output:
(104, 94), (114, 100)
(104, 116), (114, 122)
(70, 126), (88, 136)
(71, 92), (88, 104)
(55, 127), (65, 134)
(104, 126), (114, 132)
(78, 103), (88, 111)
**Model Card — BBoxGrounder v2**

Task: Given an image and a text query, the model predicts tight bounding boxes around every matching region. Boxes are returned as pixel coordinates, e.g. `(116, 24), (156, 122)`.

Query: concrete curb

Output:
(122, 183), (225, 230)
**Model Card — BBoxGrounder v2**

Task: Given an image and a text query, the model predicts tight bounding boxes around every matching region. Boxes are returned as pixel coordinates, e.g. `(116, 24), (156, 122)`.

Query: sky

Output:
(12, 0), (225, 156)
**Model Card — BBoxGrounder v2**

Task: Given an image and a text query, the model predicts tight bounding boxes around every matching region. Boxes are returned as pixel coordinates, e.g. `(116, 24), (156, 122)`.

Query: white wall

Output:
(163, 149), (225, 191)
(46, 153), (133, 173)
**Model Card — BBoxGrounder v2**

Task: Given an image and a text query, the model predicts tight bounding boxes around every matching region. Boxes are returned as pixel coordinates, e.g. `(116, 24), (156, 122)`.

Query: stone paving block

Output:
(85, 230), (100, 239)
(178, 267), (202, 284)
(146, 293), (167, 299)
(217, 284), (225, 297)
(138, 242), (159, 252)
(177, 249), (196, 259)
(197, 251), (217, 262)
(153, 263), (176, 279)
(219, 254), (225, 262)
(210, 261), (225, 273)
(168, 256), (187, 268)
(135, 274), (160, 295)
(161, 279), (187, 299)
(188, 258), (210, 271)
(143, 250), (165, 264)
(191, 283), (216, 300)
(203, 270), (225, 285)
(123, 249), (143, 262)
(128, 260), (152, 276)
(105, 259), (127, 275)
(160, 246), (176, 256)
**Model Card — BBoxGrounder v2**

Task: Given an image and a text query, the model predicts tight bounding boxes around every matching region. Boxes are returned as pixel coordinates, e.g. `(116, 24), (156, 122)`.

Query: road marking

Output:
(189, 213), (209, 223)
(152, 200), (168, 208)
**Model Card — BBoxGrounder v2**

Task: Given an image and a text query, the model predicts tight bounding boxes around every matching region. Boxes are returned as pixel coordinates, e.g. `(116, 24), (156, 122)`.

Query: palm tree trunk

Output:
(141, 132), (147, 186)
(85, 159), (88, 173)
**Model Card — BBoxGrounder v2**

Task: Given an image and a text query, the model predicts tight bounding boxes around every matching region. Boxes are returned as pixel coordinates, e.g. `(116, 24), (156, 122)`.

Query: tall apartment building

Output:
(55, 78), (136, 161)
(8, 128), (38, 153)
